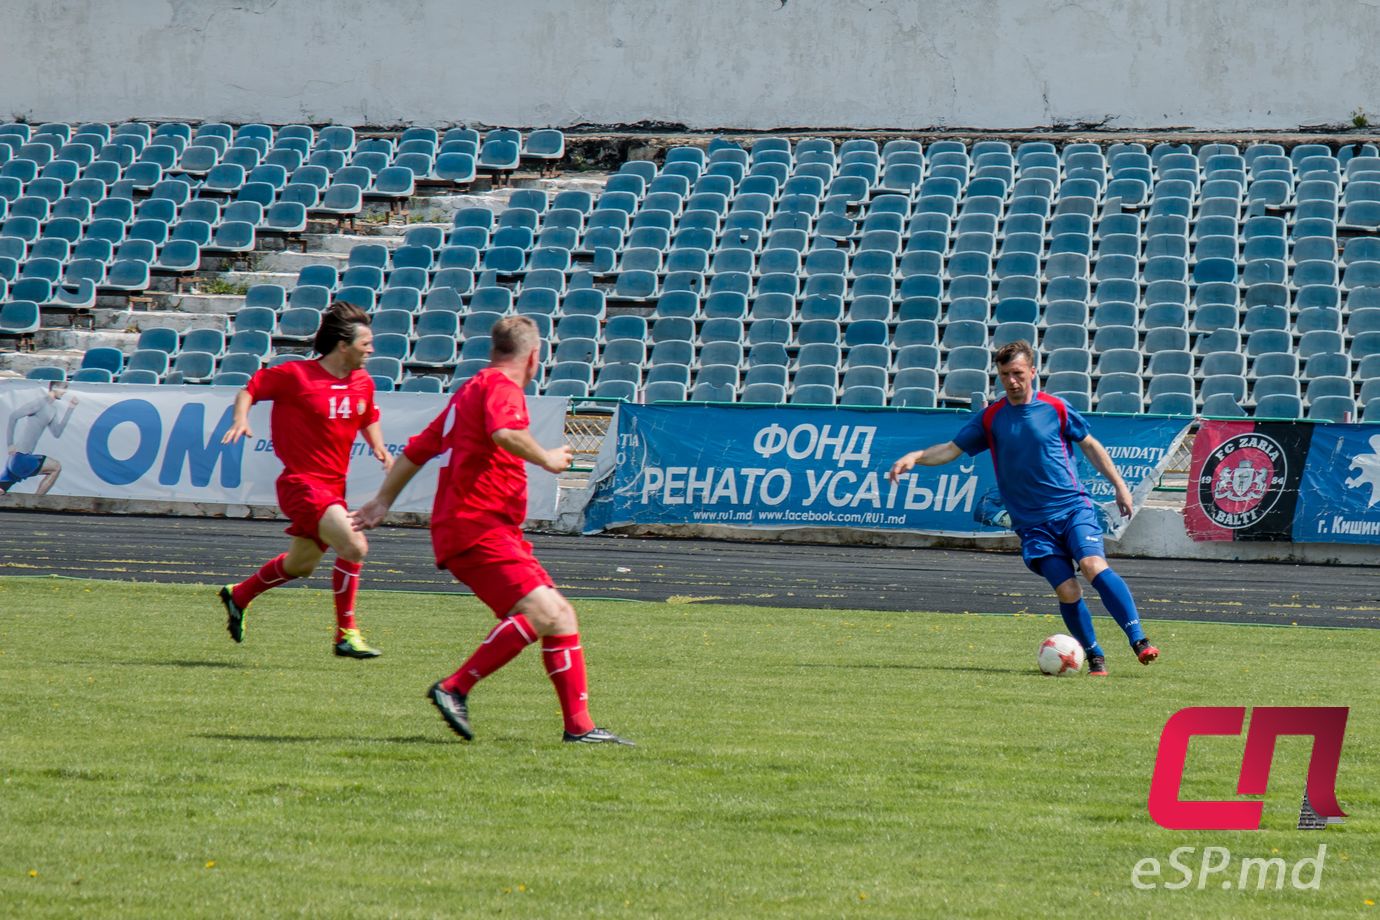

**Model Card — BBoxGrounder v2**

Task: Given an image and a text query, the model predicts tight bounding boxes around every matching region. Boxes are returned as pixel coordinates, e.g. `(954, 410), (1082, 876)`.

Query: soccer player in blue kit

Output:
(889, 341), (1159, 675)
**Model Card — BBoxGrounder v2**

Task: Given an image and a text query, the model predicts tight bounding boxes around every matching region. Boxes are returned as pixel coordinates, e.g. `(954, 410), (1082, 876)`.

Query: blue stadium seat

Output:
(169, 350), (215, 384)
(274, 308), (321, 342)
(405, 335), (456, 369)
(1307, 394), (1357, 422)
(643, 380), (688, 403)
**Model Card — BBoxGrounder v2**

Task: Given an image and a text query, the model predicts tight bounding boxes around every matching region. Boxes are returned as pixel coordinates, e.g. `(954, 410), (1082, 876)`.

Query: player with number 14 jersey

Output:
(218, 301), (393, 658)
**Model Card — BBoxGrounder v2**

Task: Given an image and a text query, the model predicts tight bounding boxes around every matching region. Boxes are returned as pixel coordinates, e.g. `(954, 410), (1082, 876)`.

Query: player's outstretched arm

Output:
(221, 389), (254, 444)
(888, 441), (962, 483)
(362, 421), (394, 472)
(1078, 435), (1134, 517)
(352, 455), (424, 530)
(492, 427), (573, 474)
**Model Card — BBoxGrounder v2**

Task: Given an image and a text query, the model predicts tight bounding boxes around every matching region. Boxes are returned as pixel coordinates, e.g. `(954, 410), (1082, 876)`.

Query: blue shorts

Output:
(0, 452), (46, 487)
(1016, 504), (1105, 575)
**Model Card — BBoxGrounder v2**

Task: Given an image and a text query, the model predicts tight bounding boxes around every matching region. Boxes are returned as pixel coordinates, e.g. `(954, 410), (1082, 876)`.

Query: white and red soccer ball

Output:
(1037, 634), (1085, 676)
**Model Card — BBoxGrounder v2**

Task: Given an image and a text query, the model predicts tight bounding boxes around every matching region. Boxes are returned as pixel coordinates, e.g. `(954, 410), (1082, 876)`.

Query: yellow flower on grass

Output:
(28, 869), (38, 878)
(205, 861), (216, 869)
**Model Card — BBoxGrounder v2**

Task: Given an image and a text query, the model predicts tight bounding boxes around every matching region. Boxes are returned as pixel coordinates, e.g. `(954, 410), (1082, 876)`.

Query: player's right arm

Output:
(222, 365), (289, 444)
(352, 401), (450, 530)
(221, 388), (255, 443)
(887, 441), (963, 483)
(351, 455), (423, 530)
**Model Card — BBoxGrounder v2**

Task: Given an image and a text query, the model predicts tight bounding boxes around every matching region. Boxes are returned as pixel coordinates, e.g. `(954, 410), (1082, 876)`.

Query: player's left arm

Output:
(1077, 435), (1134, 517)
(492, 427), (573, 474)
(357, 391), (391, 470)
(361, 421), (393, 472)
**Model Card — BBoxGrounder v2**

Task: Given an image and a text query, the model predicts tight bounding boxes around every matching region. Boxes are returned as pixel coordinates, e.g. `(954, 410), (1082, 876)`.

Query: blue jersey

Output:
(953, 392), (1094, 529)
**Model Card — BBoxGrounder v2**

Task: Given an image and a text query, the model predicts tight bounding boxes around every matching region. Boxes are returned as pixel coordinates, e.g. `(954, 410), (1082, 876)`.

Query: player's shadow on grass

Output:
(63, 658), (248, 670)
(196, 732), (454, 745)
(797, 662), (1031, 675)
(161, 659), (249, 670)
(925, 663), (1035, 675)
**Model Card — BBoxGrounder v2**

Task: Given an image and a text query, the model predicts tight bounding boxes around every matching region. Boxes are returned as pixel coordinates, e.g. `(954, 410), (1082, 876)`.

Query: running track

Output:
(0, 510), (1375, 629)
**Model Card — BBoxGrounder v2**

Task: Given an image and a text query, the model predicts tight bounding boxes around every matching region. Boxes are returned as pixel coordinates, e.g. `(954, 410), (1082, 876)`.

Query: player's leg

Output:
(281, 535), (328, 577)
(1020, 522), (1105, 669)
(1078, 553), (1158, 664)
(221, 536), (323, 643)
(426, 536), (545, 740)
(512, 586), (632, 745)
(33, 457), (62, 495)
(429, 532), (630, 744)
(316, 504), (379, 657)
(1032, 554), (1106, 672)
(427, 605), (537, 740)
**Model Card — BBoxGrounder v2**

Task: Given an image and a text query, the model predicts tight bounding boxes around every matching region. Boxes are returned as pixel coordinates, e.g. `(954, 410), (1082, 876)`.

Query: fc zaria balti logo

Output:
(1198, 434), (1288, 530)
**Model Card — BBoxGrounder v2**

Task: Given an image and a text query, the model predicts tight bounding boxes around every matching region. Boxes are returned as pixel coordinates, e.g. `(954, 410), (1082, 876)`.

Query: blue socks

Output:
(1039, 557), (1144, 653)
(1039, 557), (1104, 656)
(1091, 569), (1145, 646)
(1058, 600), (1103, 658)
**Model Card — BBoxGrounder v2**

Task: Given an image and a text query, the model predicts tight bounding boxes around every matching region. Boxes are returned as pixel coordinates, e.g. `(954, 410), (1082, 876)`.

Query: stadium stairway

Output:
(0, 176), (608, 379)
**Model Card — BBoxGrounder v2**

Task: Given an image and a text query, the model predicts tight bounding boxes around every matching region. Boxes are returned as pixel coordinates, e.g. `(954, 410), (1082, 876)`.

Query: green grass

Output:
(197, 278), (250, 296)
(0, 576), (1374, 919)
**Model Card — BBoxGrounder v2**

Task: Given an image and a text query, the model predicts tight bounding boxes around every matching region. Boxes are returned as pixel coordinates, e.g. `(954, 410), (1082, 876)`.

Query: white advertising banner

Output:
(0, 381), (566, 519)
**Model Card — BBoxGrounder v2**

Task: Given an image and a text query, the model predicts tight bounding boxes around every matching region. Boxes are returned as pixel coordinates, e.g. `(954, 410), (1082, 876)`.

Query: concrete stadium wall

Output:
(0, 1), (1372, 131)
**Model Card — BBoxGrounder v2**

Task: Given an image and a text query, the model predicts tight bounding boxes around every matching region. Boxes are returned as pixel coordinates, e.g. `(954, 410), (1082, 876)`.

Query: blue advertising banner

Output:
(1293, 425), (1380, 543)
(584, 405), (1190, 539)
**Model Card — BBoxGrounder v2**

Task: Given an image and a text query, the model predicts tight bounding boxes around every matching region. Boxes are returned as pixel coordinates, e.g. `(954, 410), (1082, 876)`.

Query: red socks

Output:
(440, 622), (597, 736)
(332, 559), (363, 640)
(232, 553), (295, 608)
(542, 633), (594, 736)
(232, 554), (366, 642)
(442, 614), (537, 695)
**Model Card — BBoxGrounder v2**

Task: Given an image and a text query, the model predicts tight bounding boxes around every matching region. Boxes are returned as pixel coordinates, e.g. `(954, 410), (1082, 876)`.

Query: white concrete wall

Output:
(0, 0), (1371, 130)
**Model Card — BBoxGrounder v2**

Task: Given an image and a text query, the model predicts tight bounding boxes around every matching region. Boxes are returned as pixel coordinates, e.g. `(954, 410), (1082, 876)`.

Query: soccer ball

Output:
(1037, 634), (1085, 676)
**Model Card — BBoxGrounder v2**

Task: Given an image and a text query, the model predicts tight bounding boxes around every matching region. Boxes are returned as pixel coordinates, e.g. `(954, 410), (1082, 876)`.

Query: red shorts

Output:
(443, 527), (554, 617)
(277, 475), (347, 551)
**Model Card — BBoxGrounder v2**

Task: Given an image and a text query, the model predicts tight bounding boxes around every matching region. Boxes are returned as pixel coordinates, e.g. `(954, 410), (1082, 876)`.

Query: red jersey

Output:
(403, 367), (530, 564)
(245, 360), (380, 484)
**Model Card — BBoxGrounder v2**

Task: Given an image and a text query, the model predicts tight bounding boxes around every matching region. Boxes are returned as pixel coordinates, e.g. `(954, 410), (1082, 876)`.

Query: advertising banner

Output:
(1187, 418), (1380, 543)
(584, 405), (1189, 538)
(0, 381), (565, 520)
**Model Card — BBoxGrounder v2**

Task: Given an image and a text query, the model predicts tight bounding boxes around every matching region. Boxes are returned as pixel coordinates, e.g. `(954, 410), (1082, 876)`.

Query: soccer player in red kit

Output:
(218, 301), (393, 658)
(352, 315), (632, 745)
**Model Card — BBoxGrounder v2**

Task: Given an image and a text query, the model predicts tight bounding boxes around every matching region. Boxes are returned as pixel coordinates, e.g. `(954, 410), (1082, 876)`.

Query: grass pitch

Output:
(0, 576), (1374, 919)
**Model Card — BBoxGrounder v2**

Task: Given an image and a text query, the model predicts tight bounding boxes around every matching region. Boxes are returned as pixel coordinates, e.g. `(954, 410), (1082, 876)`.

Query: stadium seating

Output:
(3, 126), (1377, 419)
